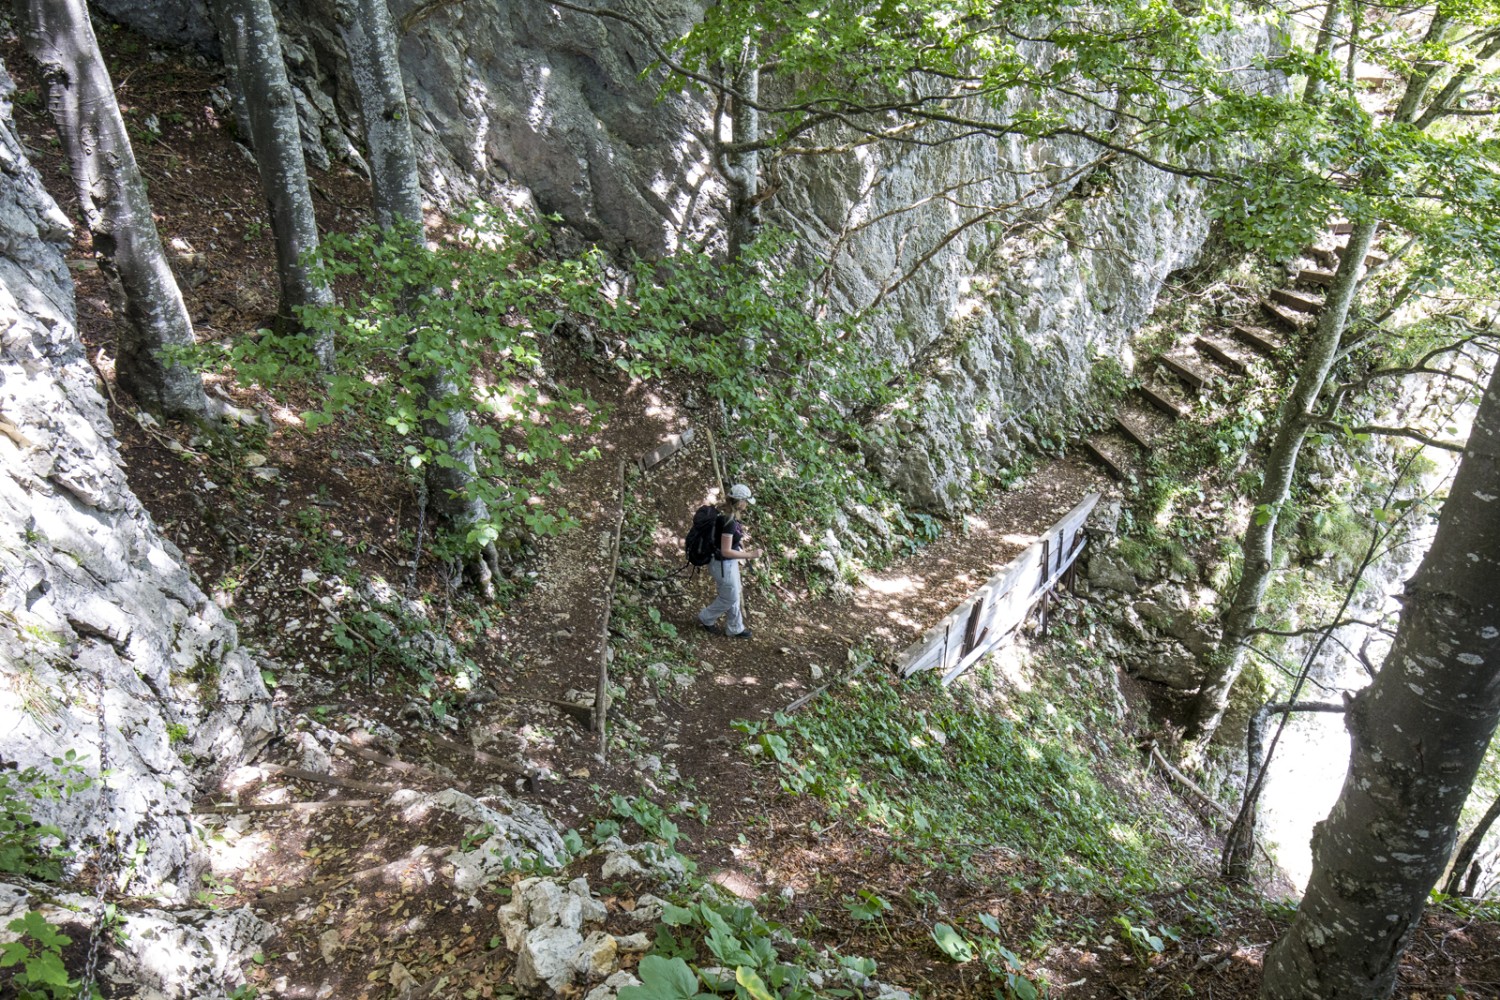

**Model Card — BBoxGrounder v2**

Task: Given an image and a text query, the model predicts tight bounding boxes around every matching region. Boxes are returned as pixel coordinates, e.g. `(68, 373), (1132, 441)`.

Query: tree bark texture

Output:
(17, 0), (211, 421)
(209, 0), (334, 367)
(1261, 361), (1500, 1000)
(1185, 220), (1379, 748)
(334, 0), (423, 228)
(724, 46), (761, 262)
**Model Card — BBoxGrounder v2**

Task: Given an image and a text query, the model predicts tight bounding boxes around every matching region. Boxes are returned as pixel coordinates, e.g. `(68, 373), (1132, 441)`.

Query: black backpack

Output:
(685, 505), (723, 566)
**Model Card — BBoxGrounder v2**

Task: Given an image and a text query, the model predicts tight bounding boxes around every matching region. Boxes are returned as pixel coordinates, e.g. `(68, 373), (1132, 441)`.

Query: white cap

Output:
(728, 483), (754, 503)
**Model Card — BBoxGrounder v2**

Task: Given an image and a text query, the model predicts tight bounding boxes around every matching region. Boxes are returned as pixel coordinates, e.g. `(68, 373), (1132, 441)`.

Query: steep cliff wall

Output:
(87, 0), (1277, 513)
(0, 63), (274, 898)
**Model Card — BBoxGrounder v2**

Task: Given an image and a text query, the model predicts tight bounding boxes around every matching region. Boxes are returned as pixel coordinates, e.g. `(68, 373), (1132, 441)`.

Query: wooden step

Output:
(1084, 439), (1130, 482)
(1333, 244), (1387, 267)
(1230, 323), (1282, 356)
(1270, 287), (1324, 314)
(1158, 353), (1210, 392)
(1137, 384), (1186, 420)
(1296, 267), (1336, 287)
(1330, 221), (1354, 235)
(1115, 413), (1154, 449)
(1261, 299), (1311, 330)
(1304, 245), (1339, 269)
(1194, 336), (1249, 375)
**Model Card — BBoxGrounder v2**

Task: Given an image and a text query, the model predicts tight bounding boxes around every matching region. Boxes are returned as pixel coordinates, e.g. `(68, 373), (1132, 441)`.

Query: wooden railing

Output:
(896, 492), (1100, 684)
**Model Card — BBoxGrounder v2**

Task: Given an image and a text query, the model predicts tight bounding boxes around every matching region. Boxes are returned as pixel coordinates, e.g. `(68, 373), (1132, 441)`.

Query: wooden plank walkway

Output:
(897, 493), (1100, 682)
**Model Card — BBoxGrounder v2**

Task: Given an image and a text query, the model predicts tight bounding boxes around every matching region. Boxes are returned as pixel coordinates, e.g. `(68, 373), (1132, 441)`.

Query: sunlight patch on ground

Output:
(714, 674), (760, 686)
(1003, 533), (1038, 546)
(204, 823), (271, 880)
(709, 868), (763, 900)
(985, 644), (1032, 692)
(858, 573), (919, 595)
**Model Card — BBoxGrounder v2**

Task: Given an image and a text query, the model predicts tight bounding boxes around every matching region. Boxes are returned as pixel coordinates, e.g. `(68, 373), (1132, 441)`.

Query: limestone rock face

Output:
(0, 882), (271, 1000)
(95, 3), (1279, 511)
(771, 26), (1283, 511)
(0, 64), (274, 897)
(90, 0), (217, 51)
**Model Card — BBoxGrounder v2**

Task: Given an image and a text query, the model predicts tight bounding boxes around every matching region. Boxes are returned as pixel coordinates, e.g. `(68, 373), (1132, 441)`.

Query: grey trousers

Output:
(698, 558), (745, 635)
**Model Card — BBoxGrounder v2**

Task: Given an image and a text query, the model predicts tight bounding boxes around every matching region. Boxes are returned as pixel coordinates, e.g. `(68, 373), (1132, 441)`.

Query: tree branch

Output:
(1326, 422), (1468, 452)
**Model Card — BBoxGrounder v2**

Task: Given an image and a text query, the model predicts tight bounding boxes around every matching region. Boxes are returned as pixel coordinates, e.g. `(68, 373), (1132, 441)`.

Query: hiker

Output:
(698, 483), (759, 639)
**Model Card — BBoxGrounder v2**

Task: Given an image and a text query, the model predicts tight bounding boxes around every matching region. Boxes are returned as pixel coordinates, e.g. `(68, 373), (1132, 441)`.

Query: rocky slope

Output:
(0, 58), (274, 990)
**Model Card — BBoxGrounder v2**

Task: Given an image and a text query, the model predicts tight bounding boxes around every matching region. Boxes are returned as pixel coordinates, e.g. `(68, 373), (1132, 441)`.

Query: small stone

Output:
(614, 932), (650, 953)
(318, 928), (341, 963)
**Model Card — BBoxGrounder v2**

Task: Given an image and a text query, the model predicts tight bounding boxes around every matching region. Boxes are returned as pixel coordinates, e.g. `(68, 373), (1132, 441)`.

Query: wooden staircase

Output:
(1081, 218), (1371, 483)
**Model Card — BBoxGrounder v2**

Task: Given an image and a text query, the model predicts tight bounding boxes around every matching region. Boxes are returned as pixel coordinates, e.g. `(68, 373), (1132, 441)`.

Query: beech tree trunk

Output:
(1261, 360), (1500, 1000)
(17, 0), (211, 421)
(723, 44), (761, 262)
(209, 0), (334, 367)
(1184, 220), (1378, 749)
(334, 0), (423, 228)
(333, 0), (498, 595)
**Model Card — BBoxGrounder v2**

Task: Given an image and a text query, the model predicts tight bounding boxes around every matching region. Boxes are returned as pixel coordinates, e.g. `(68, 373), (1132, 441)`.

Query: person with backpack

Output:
(696, 483), (759, 639)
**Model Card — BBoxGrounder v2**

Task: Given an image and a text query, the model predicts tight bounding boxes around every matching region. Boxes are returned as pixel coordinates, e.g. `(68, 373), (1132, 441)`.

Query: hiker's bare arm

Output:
(719, 532), (757, 560)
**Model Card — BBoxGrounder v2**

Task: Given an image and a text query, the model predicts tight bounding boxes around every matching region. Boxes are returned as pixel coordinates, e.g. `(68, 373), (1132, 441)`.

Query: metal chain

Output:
(77, 670), (116, 1000)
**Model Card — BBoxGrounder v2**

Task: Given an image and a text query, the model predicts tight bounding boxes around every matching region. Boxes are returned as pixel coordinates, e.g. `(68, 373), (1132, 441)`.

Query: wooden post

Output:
(595, 459), (627, 760)
(961, 597), (985, 657)
(705, 427), (728, 498)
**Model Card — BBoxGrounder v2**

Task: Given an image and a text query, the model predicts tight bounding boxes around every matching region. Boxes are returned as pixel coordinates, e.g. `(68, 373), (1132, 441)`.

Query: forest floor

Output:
(5, 21), (1500, 1000)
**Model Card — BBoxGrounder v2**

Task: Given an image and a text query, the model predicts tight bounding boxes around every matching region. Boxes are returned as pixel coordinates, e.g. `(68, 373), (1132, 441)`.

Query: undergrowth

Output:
(737, 666), (1167, 898)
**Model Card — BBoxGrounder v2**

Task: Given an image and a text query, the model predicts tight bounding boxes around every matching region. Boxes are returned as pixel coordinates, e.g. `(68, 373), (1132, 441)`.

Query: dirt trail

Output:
(476, 354), (1118, 817)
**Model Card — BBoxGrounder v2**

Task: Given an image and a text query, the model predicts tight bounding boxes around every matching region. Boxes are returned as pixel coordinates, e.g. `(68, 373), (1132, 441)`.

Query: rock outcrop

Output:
(0, 62), (274, 898)
(86, 5), (1280, 512)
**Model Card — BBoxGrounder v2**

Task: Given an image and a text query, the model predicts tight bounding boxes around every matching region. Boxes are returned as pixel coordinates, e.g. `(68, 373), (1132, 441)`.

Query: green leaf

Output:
(618, 955), (702, 1000)
(736, 966), (776, 1000)
(932, 923), (975, 963)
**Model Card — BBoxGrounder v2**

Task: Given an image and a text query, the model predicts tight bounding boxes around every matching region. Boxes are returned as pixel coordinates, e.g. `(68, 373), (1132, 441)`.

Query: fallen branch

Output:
(260, 763), (398, 795)
(195, 798), (377, 815)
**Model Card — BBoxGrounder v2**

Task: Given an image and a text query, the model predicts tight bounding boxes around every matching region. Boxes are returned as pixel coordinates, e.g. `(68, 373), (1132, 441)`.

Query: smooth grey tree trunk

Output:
(723, 44), (761, 262)
(1261, 358), (1500, 1000)
(209, 0), (334, 368)
(1300, 0), (1343, 104)
(1184, 220), (1378, 749)
(17, 0), (211, 421)
(332, 0), (499, 595)
(334, 0), (423, 228)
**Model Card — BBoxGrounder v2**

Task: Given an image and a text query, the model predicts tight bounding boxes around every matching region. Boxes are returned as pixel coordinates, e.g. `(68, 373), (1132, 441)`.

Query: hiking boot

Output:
(727, 628), (753, 640)
(699, 621), (721, 635)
